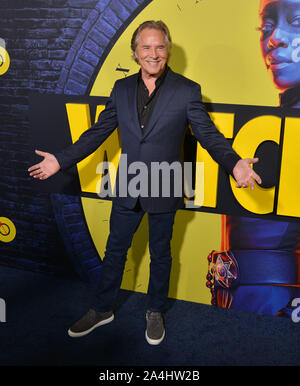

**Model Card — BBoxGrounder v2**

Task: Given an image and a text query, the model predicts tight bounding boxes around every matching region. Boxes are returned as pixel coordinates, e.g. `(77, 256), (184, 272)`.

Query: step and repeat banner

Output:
(1, 0), (300, 316)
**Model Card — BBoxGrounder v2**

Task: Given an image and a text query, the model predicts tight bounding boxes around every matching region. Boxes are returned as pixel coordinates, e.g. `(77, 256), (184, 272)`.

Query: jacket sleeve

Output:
(186, 82), (240, 175)
(54, 84), (119, 170)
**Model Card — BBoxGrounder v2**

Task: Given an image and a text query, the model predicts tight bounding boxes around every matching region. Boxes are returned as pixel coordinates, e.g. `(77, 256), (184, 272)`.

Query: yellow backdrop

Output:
(76, 0), (277, 305)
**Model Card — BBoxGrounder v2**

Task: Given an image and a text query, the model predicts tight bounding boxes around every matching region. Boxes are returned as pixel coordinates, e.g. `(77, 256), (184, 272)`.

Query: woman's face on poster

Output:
(259, 0), (300, 91)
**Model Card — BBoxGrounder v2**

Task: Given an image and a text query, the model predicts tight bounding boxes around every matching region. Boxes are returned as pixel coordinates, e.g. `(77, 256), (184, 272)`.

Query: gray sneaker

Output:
(145, 310), (165, 345)
(68, 309), (114, 338)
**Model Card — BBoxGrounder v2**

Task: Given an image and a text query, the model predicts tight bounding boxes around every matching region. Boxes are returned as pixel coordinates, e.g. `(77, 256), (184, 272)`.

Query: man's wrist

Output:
(52, 152), (64, 170)
(222, 153), (241, 176)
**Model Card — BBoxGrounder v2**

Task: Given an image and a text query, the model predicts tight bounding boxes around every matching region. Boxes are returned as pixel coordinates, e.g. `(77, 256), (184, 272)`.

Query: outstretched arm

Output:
(187, 82), (262, 189)
(28, 84), (119, 180)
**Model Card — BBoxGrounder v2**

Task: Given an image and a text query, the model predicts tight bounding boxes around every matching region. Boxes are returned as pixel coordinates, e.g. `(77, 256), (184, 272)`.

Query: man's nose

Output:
(149, 48), (159, 58)
(267, 27), (288, 50)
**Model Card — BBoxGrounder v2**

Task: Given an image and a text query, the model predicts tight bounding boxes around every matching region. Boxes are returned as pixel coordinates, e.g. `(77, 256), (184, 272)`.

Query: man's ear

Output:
(133, 51), (139, 64)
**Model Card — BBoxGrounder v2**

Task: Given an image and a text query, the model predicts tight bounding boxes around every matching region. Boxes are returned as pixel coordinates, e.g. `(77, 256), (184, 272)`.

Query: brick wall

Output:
(0, 0), (100, 274)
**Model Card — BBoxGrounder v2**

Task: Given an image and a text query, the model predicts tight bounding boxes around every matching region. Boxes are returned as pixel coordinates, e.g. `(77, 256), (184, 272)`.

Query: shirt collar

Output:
(137, 65), (169, 87)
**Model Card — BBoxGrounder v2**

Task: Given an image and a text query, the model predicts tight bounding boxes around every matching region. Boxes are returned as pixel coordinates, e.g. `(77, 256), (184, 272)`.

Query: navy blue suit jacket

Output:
(55, 68), (240, 213)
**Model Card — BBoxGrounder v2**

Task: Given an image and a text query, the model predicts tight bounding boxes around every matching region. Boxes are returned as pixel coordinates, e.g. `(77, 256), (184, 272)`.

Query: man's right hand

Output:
(28, 150), (61, 180)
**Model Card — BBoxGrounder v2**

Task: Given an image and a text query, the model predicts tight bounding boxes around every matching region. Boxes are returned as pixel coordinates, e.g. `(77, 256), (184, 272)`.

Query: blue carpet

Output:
(0, 265), (299, 366)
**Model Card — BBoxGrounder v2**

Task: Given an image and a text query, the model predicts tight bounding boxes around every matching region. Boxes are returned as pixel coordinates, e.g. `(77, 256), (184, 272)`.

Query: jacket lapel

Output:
(126, 69), (179, 139)
(142, 69), (179, 139)
(126, 73), (141, 138)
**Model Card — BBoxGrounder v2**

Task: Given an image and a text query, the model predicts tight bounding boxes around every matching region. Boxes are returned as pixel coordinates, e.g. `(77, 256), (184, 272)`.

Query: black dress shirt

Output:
(137, 66), (169, 133)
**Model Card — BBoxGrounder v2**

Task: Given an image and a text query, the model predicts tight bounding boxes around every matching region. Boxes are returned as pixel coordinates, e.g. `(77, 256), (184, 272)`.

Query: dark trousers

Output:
(91, 201), (176, 312)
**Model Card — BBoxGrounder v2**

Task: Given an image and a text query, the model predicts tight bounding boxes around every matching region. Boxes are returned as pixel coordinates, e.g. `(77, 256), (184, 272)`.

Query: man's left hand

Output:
(233, 157), (262, 190)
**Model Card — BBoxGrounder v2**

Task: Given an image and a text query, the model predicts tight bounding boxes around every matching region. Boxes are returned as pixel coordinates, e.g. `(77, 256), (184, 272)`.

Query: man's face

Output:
(135, 28), (168, 79)
(259, 0), (300, 91)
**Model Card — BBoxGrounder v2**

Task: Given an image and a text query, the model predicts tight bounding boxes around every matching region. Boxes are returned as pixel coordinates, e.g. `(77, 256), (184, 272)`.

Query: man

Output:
(28, 20), (261, 345)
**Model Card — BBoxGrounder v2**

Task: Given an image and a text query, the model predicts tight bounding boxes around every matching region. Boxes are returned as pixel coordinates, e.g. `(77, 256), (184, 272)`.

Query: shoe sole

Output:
(145, 329), (165, 345)
(68, 314), (114, 338)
